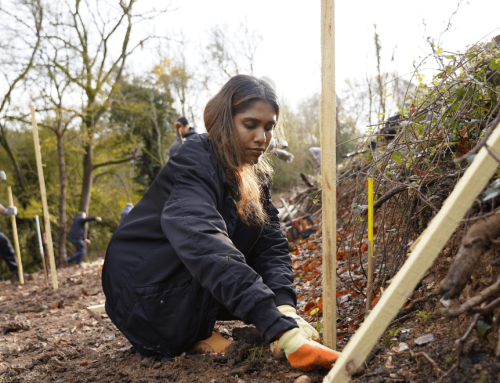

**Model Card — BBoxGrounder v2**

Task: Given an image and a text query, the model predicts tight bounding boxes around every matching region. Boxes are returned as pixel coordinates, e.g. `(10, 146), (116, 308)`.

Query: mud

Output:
(0, 261), (328, 383)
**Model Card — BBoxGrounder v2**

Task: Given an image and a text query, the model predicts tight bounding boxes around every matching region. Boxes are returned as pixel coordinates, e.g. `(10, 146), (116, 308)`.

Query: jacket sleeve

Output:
(161, 168), (297, 341)
(250, 200), (297, 308)
(83, 217), (97, 223)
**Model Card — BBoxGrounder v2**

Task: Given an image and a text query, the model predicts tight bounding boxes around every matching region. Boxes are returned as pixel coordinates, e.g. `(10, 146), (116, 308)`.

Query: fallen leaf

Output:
(80, 362), (89, 366)
(303, 302), (315, 313)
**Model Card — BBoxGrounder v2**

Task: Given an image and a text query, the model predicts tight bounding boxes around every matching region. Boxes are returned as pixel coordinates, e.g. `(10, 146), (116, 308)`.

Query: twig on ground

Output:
(455, 312), (481, 366)
(437, 364), (457, 383)
(80, 303), (113, 331)
(395, 347), (444, 376)
(397, 294), (436, 316)
(473, 297), (500, 313)
(446, 276), (500, 318)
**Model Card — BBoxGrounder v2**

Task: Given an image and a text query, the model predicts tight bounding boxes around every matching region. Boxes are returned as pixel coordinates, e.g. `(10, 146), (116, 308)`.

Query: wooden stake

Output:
(323, 123), (500, 382)
(320, 0), (337, 350)
(7, 186), (24, 284)
(366, 178), (374, 312)
(30, 106), (58, 289)
(87, 304), (106, 313)
(35, 215), (49, 287)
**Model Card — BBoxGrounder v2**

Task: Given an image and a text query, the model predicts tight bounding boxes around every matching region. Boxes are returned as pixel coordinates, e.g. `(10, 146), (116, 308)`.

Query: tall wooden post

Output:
(30, 106), (58, 289)
(7, 187), (24, 284)
(321, 0), (337, 350)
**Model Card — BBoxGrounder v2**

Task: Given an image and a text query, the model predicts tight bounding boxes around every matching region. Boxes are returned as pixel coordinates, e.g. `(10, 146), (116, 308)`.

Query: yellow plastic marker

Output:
(7, 186), (24, 284)
(366, 178), (374, 312)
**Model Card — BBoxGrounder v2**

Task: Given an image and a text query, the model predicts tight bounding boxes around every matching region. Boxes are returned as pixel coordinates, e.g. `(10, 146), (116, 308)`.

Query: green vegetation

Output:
(242, 346), (265, 364)
(418, 311), (433, 323)
(382, 327), (401, 348)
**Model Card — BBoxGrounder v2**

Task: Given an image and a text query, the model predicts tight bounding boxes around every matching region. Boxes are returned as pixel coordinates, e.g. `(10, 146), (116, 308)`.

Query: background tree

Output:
(199, 20), (262, 91)
(0, 0), (43, 194)
(43, 0), (163, 214)
(32, 57), (77, 266)
(110, 79), (177, 193)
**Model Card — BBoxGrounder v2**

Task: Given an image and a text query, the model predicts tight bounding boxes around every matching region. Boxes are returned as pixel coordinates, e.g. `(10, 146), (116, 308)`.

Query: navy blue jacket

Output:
(68, 215), (96, 240)
(168, 127), (197, 158)
(102, 133), (297, 358)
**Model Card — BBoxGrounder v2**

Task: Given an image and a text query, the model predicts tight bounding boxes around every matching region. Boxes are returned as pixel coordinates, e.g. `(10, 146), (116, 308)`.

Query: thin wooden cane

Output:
(30, 106), (58, 289)
(35, 215), (49, 287)
(320, 0), (337, 350)
(323, 122), (500, 382)
(366, 178), (374, 312)
(7, 187), (24, 284)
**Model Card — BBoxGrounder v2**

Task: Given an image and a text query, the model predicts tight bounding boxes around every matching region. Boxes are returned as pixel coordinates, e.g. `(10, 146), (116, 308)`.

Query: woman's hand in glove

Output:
(277, 305), (319, 341)
(277, 328), (340, 371)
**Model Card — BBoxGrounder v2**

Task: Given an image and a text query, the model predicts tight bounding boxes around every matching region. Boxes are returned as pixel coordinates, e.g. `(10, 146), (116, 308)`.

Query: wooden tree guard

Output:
(35, 215), (49, 287)
(87, 304), (106, 313)
(320, 0), (337, 350)
(323, 123), (500, 382)
(7, 186), (24, 284)
(366, 178), (374, 312)
(30, 106), (59, 289)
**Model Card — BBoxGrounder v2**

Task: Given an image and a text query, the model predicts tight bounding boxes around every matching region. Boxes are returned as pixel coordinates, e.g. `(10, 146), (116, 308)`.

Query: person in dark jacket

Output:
(0, 204), (20, 277)
(66, 212), (101, 266)
(120, 203), (134, 222)
(168, 117), (197, 158)
(0, 171), (26, 280)
(102, 75), (340, 371)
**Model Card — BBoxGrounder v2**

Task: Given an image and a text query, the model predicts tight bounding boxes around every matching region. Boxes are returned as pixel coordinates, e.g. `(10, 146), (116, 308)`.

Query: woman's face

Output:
(233, 100), (277, 164)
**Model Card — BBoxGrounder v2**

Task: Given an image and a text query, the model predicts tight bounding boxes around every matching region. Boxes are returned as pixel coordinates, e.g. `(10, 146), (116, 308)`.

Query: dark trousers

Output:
(67, 238), (86, 265)
(119, 220), (263, 359)
(0, 230), (18, 273)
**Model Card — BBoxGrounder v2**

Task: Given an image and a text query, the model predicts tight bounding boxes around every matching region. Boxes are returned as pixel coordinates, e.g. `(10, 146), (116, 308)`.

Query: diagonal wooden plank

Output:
(324, 121), (500, 382)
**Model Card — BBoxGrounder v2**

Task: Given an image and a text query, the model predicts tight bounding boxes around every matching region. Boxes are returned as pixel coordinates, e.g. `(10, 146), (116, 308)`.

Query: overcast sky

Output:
(135, 0), (500, 122)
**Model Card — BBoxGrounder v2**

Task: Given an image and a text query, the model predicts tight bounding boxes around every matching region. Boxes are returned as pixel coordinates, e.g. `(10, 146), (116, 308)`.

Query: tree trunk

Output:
(80, 142), (93, 259)
(56, 128), (67, 266)
(80, 143), (93, 214)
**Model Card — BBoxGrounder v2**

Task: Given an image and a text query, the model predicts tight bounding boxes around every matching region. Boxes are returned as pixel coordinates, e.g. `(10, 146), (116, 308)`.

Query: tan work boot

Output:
(186, 332), (235, 355)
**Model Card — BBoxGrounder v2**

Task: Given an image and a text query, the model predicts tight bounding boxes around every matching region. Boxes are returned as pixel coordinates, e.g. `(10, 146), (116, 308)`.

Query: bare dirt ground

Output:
(1, 236), (499, 382)
(0, 261), (327, 383)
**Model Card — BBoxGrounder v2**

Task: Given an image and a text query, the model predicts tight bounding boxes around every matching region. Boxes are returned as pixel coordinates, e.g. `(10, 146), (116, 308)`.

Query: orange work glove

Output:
(277, 328), (341, 371)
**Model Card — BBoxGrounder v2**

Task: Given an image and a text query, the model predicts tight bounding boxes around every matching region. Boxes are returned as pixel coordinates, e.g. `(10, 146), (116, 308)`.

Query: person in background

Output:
(66, 212), (101, 266)
(168, 117), (197, 158)
(0, 204), (20, 279)
(0, 171), (27, 280)
(120, 202), (134, 222)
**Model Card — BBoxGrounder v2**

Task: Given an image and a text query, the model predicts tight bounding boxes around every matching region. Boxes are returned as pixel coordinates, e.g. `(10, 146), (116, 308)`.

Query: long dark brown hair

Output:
(204, 75), (282, 226)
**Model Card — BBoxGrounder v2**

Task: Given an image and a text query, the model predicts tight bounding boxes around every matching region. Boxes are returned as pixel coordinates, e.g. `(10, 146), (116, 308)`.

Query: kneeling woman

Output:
(102, 75), (340, 371)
